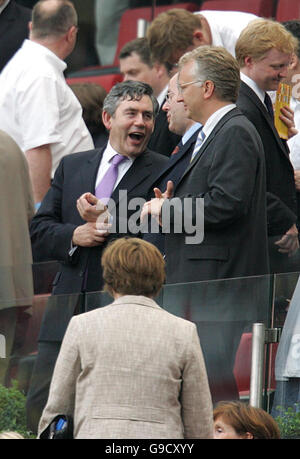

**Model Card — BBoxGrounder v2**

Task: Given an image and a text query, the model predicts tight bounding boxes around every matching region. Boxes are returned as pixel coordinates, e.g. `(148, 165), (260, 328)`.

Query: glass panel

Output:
(161, 275), (273, 406)
(0, 290), (84, 391)
(270, 272), (300, 433)
(85, 274), (273, 408)
(0, 266), (276, 436)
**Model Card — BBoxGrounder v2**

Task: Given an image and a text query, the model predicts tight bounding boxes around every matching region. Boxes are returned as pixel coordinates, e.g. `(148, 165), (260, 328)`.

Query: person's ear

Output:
(102, 110), (112, 130)
(67, 25), (78, 43)
(192, 29), (206, 46)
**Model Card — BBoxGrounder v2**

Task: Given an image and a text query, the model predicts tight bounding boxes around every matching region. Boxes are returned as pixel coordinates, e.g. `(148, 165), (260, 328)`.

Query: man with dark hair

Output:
(26, 80), (168, 433)
(0, 0), (94, 206)
(119, 37), (180, 157)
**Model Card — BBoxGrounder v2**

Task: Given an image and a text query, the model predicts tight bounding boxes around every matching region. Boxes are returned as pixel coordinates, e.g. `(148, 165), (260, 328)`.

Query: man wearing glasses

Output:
(142, 46), (269, 283)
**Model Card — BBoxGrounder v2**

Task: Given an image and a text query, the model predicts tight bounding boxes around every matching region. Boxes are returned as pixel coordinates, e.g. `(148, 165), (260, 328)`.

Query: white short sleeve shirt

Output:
(0, 40), (94, 177)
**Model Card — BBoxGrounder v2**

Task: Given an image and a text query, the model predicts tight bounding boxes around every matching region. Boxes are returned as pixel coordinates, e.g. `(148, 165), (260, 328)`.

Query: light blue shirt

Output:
(182, 122), (202, 145)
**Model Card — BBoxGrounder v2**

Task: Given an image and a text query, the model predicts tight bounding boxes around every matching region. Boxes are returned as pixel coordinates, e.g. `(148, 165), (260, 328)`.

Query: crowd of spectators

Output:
(1, 0), (300, 440)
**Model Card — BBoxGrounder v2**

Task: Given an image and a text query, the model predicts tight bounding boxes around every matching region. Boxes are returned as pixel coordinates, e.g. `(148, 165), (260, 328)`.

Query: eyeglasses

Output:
(165, 91), (176, 103)
(177, 79), (204, 94)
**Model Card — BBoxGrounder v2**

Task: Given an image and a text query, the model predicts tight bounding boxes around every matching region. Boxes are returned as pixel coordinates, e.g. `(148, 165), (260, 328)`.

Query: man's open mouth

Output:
(129, 132), (145, 141)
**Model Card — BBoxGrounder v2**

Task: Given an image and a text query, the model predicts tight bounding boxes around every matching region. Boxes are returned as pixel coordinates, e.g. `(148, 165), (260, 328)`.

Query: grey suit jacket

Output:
(0, 130), (34, 310)
(164, 107), (269, 283)
(38, 295), (213, 439)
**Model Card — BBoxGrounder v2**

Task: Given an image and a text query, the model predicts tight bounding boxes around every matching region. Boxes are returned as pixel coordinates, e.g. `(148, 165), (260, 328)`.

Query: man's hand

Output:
(141, 181), (174, 225)
(280, 106), (298, 139)
(153, 180), (174, 200)
(77, 192), (108, 223)
(72, 222), (110, 247)
(275, 223), (299, 256)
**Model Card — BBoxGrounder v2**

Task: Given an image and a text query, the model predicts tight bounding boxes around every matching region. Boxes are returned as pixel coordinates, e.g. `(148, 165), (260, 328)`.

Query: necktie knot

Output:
(95, 154), (127, 204)
(111, 154), (126, 166)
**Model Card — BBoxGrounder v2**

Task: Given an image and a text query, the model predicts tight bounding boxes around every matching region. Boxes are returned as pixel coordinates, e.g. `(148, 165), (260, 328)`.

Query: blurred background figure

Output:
(0, 0), (31, 72)
(213, 401), (281, 439)
(69, 82), (108, 148)
(0, 130), (35, 387)
(94, 0), (129, 66)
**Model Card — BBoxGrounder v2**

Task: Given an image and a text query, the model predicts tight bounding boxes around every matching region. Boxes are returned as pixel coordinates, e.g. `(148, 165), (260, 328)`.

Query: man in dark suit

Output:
(0, 0), (31, 71)
(142, 46), (269, 283)
(141, 47), (269, 404)
(235, 19), (300, 274)
(143, 71), (201, 252)
(119, 37), (180, 157)
(154, 72), (201, 191)
(26, 81), (168, 433)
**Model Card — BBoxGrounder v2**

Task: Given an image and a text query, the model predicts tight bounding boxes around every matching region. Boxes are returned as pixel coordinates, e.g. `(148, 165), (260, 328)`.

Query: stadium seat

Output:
(276, 0), (300, 22)
(66, 3), (199, 92)
(66, 69), (123, 93)
(200, 0), (276, 17)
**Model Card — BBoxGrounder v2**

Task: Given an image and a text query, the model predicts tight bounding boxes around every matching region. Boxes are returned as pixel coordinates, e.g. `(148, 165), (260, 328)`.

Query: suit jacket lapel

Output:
(155, 127), (200, 181)
(240, 81), (289, 157)
(0, 1), (15, 38)
(79, 147), (104, 196)
(110, 150), (154, 206)
(180, 107), (241, 181)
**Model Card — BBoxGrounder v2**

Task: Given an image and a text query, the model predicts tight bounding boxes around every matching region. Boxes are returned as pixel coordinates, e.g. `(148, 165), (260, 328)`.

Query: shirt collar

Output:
(202, 104), (236, 140)
(22, 39), (67, 73)
(157, 85), (168, 108)
(182, 122), (202, 145)
(103, 141), (133, 164)
(241, 72), (266, 105)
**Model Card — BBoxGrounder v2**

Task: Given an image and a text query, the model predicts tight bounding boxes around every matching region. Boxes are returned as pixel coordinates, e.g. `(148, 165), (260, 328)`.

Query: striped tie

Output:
(190, 129), (206, 162)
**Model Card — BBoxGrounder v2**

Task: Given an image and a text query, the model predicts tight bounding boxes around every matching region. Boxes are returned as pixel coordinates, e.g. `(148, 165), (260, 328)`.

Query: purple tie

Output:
(95, 154), (126, 204)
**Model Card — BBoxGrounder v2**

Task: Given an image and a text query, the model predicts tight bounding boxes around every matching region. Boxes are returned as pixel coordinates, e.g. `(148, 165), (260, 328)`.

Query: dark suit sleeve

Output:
(30, 158), (79, 264)
(165, 122), (263, 230)
(237, 91), (297, 235)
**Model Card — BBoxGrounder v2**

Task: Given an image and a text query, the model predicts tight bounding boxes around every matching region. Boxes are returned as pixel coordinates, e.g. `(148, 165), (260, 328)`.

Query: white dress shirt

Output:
(202, 104), (236, 143)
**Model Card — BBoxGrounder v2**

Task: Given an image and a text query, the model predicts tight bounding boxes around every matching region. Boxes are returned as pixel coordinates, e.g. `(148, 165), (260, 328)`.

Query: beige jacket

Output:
(0, 130), (34, 310)
(38, 295), (213, 439)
